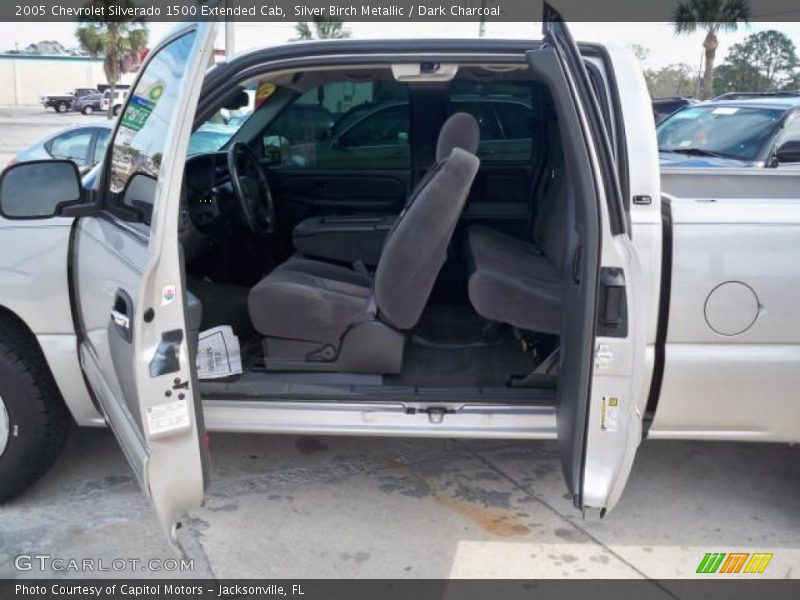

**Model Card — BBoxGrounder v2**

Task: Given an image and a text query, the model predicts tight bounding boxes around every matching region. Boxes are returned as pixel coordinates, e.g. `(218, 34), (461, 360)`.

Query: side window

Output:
(775, 115), (800, 165)
(447, 81), (539, 163)
(107, 31), (197, 225)
(261, 80), (410, 169)
(452, 101), (502, 141)
(495, 102), (535, 140)
(778, 116), (800, 144)
(336, 105), (409, 148)
(46, 129), (93, 166)
(93, 128), (111, 165)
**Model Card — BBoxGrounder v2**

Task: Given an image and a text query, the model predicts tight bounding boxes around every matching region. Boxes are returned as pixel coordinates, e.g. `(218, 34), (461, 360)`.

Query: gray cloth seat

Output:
(466, 155), (567, 336)
(248, 256), (373, 345)
(248, 113), (481, 370)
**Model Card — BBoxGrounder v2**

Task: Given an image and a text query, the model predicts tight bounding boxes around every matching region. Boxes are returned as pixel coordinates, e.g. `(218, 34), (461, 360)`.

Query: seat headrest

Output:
(436, 112), (480, 162)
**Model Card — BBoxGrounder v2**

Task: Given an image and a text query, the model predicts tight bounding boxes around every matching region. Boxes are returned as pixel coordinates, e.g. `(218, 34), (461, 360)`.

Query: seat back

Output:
(532, 133), (568, 272)
(374, 113), (480, 330)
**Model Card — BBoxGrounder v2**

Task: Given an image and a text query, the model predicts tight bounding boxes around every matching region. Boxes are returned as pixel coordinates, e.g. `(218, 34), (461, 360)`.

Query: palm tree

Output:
(75, 0), (148, 119)
(294, 17), (351, 41)
(673, 0), (751, 99)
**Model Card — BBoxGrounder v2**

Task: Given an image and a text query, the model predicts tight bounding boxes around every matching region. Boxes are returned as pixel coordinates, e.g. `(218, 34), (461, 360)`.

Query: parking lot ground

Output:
(1, 428), (798, 581)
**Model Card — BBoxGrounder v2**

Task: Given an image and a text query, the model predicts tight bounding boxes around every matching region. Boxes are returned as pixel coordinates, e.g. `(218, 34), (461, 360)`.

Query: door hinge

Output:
(596, 267), (628, 338)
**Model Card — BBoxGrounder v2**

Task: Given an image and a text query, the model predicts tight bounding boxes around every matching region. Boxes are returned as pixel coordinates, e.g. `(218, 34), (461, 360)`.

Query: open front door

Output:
(542, 3), (648, 513)
(72, 22), (216, 542)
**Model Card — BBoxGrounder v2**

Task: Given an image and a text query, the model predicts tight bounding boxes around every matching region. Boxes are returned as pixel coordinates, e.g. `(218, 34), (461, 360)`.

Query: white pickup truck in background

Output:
(0, 8), (798, 546)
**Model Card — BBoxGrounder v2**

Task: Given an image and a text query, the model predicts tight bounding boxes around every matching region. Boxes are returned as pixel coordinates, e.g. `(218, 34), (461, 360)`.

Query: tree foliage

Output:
(714, 30), (798, 94)
(645, 63), (699, 98)
(74, 0), (148, 118)
(294, 17), (351, 41)
(672, 0), (751, 99)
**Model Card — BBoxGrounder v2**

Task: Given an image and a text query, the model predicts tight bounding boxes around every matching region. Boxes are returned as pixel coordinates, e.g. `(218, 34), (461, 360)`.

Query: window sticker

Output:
(146, 399), (190, 436)
(254, 80), (277, 110)
(712, 107), (739, 115)
(120, 81), (165, 133)
(601, 396), (619, 432)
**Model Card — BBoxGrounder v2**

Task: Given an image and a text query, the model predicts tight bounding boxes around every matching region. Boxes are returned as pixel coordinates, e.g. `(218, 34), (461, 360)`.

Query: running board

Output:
(202, 399), (557, 439)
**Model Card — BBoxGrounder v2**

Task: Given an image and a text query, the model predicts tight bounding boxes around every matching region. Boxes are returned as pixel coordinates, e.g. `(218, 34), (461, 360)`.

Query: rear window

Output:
(260, 80), (410, 169)
(447, 81), (541, 163)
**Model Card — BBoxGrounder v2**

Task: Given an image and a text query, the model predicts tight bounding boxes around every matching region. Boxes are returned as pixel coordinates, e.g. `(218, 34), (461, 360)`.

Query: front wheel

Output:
(112, 105), (121, 117)
(82, 106), (94, 115)
(56, 101), (69, 113)
(0, 318), (71, 503)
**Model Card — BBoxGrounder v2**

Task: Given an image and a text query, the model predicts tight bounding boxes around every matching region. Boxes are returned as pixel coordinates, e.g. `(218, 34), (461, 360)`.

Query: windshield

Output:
(657, 105), (784, 161)
(189, 87), (255, 154)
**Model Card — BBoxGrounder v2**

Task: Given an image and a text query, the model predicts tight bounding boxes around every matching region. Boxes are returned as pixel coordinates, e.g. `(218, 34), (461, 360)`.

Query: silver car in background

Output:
(7, 121), (113, 173)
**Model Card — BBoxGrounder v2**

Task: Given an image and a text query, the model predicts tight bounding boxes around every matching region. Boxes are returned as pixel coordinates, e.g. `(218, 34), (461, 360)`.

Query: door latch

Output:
(596, 267), (628, 338)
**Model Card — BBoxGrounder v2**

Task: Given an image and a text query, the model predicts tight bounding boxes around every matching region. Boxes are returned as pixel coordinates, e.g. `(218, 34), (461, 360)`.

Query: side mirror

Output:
(775, 140), (800, 164)
(0, 160), (83, 219)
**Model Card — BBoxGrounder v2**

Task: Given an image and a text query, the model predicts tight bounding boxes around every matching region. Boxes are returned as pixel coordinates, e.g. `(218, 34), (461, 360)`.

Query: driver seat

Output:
(248, 113), (481, 373)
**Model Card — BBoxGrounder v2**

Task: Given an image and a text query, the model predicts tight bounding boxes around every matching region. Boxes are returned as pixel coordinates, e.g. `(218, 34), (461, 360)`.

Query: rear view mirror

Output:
(224, 90), (249, 111)
(0, 160), (82, 219)
(775, 140), (800, 164)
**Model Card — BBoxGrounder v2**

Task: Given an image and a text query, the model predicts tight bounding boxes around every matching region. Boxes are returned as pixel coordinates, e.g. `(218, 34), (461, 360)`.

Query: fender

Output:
(0, 217), (101, 426)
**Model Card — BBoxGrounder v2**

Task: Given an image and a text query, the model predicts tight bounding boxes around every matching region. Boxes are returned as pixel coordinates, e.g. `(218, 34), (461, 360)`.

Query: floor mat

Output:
(388, 305), (535, 387)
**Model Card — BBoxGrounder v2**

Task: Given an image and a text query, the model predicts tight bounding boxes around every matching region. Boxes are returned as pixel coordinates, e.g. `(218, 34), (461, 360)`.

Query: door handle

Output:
(110, 289), (134, 343)
(110, 309), (130, 330)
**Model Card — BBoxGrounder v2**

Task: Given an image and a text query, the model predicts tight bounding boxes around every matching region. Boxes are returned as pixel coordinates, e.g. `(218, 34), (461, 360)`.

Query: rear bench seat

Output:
(465, 163), (567, 336)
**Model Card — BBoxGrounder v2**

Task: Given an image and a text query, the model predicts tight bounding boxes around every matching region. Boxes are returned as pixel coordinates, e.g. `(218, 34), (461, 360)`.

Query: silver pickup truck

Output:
(1, 10), (798, 546)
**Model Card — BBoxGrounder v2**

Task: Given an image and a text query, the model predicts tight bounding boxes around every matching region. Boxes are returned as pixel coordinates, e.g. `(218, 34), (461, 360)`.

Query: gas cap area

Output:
(704, 281), (760, 336)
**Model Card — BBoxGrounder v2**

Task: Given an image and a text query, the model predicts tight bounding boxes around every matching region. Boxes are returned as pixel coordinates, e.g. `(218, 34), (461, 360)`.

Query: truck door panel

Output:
(71, 24), (216, 544)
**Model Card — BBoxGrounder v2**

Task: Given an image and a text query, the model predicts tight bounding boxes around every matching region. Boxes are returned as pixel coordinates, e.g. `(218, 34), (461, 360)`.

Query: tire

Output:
(113, 105), (121, 117)
(56, 102), (69, 113)
(0, 316), (71, 503)
(82, 106), (94, 115)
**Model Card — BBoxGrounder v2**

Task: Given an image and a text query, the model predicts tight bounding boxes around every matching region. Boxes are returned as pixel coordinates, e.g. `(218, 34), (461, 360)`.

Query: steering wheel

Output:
(227, 142), (275, 236)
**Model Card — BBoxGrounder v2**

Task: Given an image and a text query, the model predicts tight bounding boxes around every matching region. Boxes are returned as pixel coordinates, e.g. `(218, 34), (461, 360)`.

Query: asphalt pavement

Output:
(0, 428), (798, 581)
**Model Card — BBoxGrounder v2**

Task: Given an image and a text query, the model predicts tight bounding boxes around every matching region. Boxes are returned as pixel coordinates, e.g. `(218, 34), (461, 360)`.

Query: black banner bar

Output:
(4, 0), (800, 23)
(3, 579), (800, 600)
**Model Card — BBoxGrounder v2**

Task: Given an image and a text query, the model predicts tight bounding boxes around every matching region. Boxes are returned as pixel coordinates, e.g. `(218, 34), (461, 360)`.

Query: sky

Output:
(1, 20), (799, 73)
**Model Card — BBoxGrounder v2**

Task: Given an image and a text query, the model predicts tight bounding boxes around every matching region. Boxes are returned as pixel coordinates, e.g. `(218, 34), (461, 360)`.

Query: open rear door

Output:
(72, 22), (217, 543)
(543, 3), (648, 513)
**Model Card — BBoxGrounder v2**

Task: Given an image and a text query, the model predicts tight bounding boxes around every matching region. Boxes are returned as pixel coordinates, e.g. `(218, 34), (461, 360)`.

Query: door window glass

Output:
(447, 81), (539, 162)
(106, 31), (197, 224)
(93, 128), (111, 165)
(47, 129), (93, 165)
(261, 80), (410, 169)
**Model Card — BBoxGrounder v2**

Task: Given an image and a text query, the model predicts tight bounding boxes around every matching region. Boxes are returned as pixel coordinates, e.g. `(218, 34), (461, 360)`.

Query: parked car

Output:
(101, 89), (128, 116)
(72, 91), (105, 115)
(2, 12), (800, 547)
(41, 88), (98, 113)
(657, 95), (800, 168)
(7, 122), (113, 174)
(651, 96), (696, 124)
(713, 90), (800, 101)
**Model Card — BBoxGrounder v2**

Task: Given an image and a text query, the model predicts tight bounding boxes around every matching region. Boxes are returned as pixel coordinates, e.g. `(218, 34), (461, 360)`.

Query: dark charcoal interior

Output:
(183, 64), (569, 398)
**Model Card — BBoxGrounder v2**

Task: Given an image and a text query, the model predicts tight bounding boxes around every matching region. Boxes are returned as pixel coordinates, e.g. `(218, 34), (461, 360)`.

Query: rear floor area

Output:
(387, 305), (537, 387)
